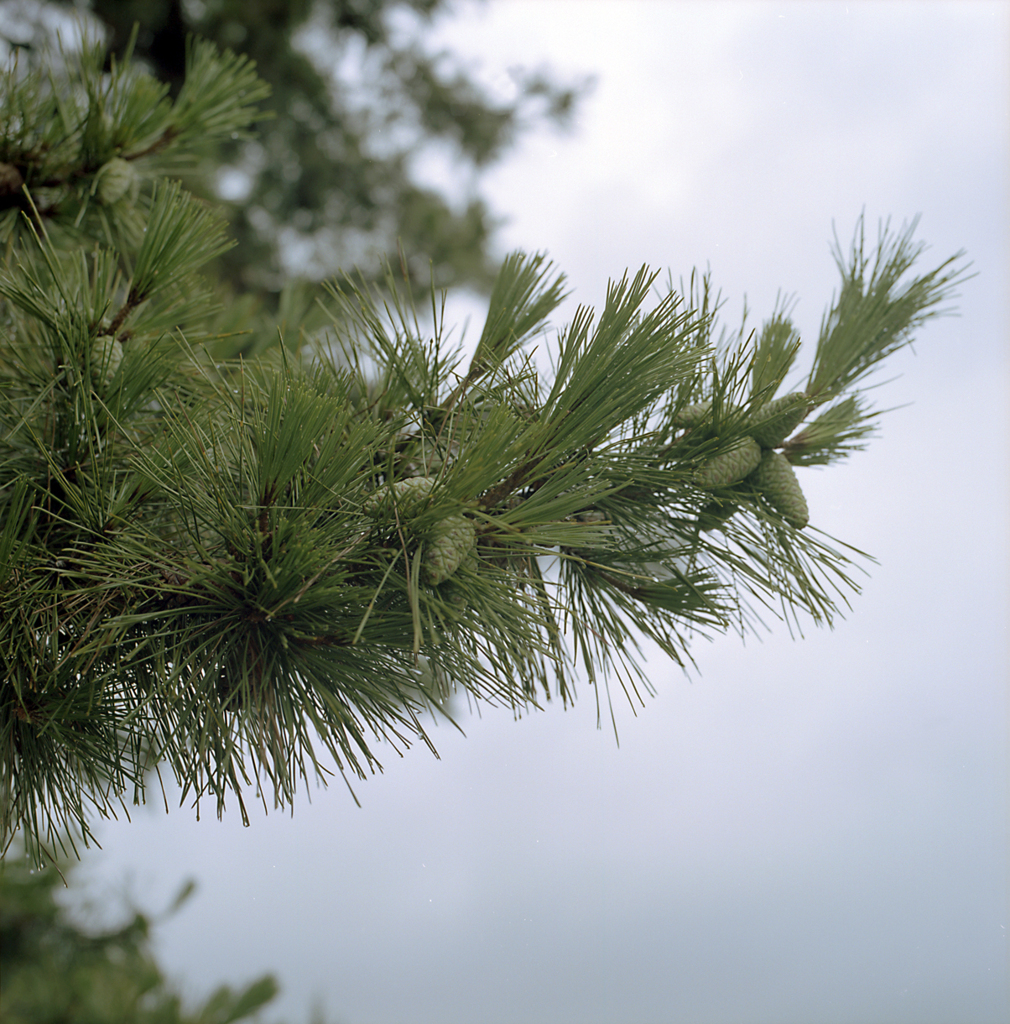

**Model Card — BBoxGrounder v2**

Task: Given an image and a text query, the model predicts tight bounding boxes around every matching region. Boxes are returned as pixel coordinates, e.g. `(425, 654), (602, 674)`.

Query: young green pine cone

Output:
(749, 392), (810, 448)
(96, 157), (137, 205)
(364, 479), (474, 584)
(91, 335), (123, 383)
(425, 515), (476, 585)
(363, 476), (433, 512)
(673, 399), (712, 429)
(576, 509), (608, 523)
(749, 450), (809, 528)
(693, 436), (762, 489)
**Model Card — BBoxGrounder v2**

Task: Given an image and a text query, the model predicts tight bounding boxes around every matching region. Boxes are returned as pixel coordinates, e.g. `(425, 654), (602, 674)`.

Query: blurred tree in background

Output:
(0, 853), (282, 1024)
(44, 0), (587, 299)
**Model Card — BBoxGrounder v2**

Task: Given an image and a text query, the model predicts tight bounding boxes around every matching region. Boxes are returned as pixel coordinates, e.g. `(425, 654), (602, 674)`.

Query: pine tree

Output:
(0, 32), (970, 867)
(48, 0), (588, 299)
(0, 852), (281, 1023)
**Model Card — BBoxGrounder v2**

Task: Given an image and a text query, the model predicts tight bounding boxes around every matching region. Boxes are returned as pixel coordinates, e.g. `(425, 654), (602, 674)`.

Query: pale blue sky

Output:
(69, 4), (1008, 1023)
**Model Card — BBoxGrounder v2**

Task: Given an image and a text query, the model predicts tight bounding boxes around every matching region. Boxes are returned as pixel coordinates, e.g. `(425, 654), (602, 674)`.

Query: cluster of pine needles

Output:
(0, 30), (970, 866)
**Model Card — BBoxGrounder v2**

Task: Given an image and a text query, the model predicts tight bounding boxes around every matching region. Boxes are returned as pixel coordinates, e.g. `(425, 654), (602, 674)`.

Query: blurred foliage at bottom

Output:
(0, 854), (284, 1024)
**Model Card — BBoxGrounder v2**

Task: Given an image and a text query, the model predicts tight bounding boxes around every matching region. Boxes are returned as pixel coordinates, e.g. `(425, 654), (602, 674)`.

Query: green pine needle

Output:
(807, 213), (971, 400)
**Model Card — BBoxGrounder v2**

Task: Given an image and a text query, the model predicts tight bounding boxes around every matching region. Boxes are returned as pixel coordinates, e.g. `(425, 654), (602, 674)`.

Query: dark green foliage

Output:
(0, 30), (270, 249)
(0, 854), (279, 1024)
(57, 0), (588, 297)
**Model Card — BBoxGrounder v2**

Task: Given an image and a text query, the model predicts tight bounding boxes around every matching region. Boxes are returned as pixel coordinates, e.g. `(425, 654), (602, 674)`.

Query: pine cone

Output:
(693, 436), (762, 489)
(363, 476), (433, 512)
(749, 450), (809, 528)
(749, 392), (809, 448)
(576, 509), (608, 523)
(364, 479), (474, 584)
(96, 157), (137, 205)
(673, 399), (712, 429)
(425, 515), (476, 585)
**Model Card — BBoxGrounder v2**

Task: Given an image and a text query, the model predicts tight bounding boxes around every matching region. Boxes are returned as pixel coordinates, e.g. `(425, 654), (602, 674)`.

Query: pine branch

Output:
(807, 213), (971, 400)
(750, 298), (802, 400)
(0, 28), (270, 252)
(0, 31), (971, 867)
(447, 249), (569, 406)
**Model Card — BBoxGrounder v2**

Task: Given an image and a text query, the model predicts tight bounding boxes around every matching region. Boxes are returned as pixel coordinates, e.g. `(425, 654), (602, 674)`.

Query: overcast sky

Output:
(70, 3), (1008, 1024)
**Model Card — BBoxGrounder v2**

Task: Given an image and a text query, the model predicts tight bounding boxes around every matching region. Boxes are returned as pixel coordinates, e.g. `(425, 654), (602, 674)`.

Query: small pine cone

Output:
(391, 477), (433, 502)
(91, 335), (123, 382)
(96, 157), (137, 205)
(364, 476), (433, 512)
(576, 509), (608, 523)
(749, 392), (809, 448)
(425, 514), (476, 585)
(749, 450), (809, 528)
(693, 436), (762, 490)
(673, 399), (712, 429)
